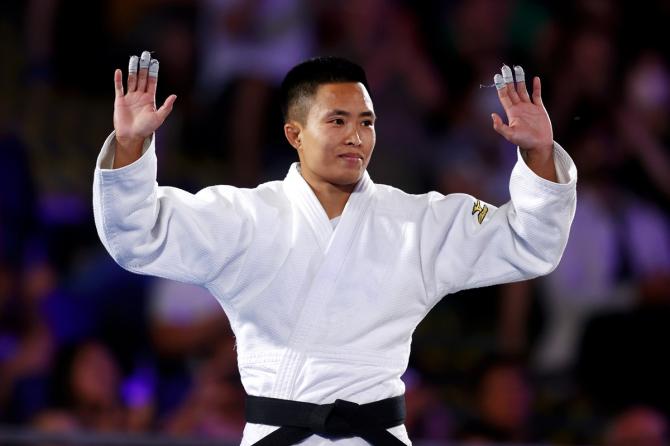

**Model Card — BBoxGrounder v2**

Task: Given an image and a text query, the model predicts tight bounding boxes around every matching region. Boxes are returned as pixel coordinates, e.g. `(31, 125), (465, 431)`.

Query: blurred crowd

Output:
(1, 0), (670, 444)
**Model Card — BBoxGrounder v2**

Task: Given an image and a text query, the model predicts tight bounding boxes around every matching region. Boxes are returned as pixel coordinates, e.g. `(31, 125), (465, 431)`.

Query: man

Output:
(93, 52), (577, 445)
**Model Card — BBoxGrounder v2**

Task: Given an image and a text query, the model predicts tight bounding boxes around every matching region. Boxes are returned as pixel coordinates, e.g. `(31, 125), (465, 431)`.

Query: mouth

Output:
(338, 153), (364, 161)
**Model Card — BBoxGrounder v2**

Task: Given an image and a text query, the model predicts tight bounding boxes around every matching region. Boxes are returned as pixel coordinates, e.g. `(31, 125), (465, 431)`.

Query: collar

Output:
(283, 163), (375, 252)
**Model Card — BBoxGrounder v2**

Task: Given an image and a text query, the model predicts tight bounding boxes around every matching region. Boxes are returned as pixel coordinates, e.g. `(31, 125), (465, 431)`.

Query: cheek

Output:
(365, 129), (376, 152)
(313, 130), (341, 153)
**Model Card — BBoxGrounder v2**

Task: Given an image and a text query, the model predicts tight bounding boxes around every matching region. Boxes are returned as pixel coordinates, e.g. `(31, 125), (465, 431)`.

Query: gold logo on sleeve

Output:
(472, 199), (488, 224)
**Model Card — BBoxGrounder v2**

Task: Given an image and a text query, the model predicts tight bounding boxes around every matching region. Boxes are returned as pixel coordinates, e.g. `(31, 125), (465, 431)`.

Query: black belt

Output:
(245, 394), (406, 445)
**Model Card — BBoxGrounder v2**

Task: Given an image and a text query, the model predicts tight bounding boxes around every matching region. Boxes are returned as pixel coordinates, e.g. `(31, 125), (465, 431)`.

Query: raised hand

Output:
(491, 65), (557, 182)
(112, 51), (177, 168)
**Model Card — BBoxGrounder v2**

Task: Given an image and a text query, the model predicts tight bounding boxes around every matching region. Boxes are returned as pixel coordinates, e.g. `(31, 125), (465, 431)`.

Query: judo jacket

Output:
(93, 132), (577, 445)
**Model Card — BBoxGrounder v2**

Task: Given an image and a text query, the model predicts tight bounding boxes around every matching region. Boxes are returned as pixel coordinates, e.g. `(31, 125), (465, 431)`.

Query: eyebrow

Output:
(326, 109), (376, 119)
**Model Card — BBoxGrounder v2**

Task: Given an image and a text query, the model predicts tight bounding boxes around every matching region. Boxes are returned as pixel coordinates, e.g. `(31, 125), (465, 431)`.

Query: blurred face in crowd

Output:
(478, 364), (531, 433)
(286, 82), (376, 189)
(606, 407), (668, 446)
(625, 54), (670, 134)
(70, 342), (120, 407)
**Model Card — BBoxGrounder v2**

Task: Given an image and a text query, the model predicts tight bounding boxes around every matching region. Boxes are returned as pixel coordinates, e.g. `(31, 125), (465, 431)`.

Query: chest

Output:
(221, 204), (426, 351)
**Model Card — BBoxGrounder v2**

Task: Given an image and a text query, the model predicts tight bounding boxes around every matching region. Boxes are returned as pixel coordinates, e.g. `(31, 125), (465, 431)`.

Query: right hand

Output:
(113, 51), (177, 156)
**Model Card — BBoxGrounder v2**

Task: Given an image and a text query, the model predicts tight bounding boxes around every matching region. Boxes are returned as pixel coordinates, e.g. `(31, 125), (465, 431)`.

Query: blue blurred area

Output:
(1, 1), (670, 444)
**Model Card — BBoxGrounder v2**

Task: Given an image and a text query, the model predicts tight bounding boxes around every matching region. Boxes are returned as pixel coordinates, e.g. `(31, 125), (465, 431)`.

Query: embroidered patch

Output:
(472, 199), (488, 224)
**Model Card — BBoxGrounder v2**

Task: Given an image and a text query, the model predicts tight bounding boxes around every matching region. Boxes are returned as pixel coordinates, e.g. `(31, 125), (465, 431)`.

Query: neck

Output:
(300, 171), (355, 220)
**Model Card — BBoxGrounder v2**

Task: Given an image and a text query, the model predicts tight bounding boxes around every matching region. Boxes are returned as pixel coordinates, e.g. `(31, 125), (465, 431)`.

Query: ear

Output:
(284, 121), (302, 151)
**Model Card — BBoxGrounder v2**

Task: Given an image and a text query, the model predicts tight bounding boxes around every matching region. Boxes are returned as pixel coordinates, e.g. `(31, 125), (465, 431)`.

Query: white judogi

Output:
(93, 132), (577, 445)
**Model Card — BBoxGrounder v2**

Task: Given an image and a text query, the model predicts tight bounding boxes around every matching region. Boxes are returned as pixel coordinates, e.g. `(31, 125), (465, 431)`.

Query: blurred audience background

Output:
(1, 0), (669, 444)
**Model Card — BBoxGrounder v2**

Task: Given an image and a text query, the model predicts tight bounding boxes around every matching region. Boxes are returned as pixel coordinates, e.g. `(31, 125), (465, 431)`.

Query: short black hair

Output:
(280, 56), (370, 123)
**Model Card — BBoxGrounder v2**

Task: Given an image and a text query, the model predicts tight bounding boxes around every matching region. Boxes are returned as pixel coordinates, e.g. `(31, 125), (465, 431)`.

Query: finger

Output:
(532, 76), (544, 107)
(147, 59), (159, 99)
(128, 55), (139, 92)
(114, 69), (124, 98)
(495, 74), (514, 112)
(491, 113), (515, 141)
(502, 64), (520, 104)
(137, 50), (151, 92)
(156, 94), (177, 123)
(514, 65), (531, 102)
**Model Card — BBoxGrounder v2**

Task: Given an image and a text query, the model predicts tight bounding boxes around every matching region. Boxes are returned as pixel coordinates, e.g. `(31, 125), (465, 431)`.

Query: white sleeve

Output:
(420, 142), (577, 305)
(92, 131), (251, 286)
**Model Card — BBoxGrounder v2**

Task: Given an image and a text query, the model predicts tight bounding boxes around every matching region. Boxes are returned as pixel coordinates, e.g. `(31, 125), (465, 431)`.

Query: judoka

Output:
(93, 52), (577, 445)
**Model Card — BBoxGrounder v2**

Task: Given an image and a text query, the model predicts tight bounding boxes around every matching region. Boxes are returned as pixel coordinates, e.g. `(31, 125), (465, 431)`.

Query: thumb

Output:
(491, 113), (514, 141)
(156, 94), (177, 123)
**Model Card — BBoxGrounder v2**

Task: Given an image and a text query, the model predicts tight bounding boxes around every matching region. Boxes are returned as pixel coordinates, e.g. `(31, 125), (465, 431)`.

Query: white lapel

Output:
(324, 168), (375, 255)
(283, 163), (332, 251)
(282, 163), (376, 253)
(273, 163), (376, 399)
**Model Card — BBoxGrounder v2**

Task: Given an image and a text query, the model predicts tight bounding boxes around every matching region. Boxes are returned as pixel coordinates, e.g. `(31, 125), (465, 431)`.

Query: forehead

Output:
(310, 82), (374, 115)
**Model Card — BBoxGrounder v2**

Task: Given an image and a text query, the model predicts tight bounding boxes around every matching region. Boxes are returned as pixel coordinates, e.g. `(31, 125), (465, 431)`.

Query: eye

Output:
(331, 118), (345, 126)
(362, 120), (374, 127)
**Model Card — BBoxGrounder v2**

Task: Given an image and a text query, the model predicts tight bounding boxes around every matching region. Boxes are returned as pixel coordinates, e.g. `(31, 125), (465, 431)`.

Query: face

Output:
(70, 342), (120, 406)
(286, 82), (376, 189)
(479, 366), (530, 431)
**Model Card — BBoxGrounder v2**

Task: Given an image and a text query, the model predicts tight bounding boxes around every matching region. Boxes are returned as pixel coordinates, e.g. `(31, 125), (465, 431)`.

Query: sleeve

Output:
(420, 142), (577, 305)
(92, 131), (252, 286)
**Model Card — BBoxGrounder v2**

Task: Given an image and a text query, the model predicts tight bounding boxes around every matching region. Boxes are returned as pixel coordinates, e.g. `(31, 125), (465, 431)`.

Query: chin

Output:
(326, 172), (358, 187)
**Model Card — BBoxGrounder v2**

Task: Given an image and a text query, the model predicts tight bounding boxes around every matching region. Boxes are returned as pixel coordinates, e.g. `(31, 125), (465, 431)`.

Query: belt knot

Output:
(308, 399), (364, 436)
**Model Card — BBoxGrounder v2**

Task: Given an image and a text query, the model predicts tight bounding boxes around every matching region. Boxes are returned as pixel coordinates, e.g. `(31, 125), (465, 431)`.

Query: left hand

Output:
(492, 65), (557, 181)
(492, 66), (553, 154)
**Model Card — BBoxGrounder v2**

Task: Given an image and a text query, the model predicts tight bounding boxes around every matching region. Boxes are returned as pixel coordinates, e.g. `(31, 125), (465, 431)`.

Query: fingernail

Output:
(128, 55), (139, 73)
(149, 59), (159, 77)
(494, 73), (505, 90)
(140, 51), (151, 68)
(501, 64), (513, 83)
(513, 65), (525, 83)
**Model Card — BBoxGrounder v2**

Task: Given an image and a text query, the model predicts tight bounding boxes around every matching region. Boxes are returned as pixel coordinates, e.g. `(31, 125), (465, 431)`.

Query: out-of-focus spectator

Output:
(533, 117), (670, 376)
(402, 368), (452, 441)
(147, 279), (230, 417)
(577, 270), (670, 415)
(441, 0), (515, 79)
(456, 355), (534, 443)
(0, 132), (37, 267)
(548, 27), (617, 137)
(617, 51), (670, 207)
(315, 0), (446, 192)
(49, 341), (125, 431)
(31, 408), (80, 432)
(192, 0), (314, 186)
(0, 246), (57, 423)
(148, 279), (229, 358)
(163, 336), (244, 441)
(25, 0), (114, 94)
(604, 406), (669, 446)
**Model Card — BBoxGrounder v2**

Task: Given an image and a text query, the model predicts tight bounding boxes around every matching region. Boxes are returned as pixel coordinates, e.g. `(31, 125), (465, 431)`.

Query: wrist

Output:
(115, 134), (145, 156)
(113, 133), (147, 168)
(520, 143), (558, 182)
(520, 142), (554, 163)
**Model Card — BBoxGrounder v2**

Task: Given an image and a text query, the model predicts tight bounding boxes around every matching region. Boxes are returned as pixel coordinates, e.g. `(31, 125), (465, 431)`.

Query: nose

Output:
(346, 127), (362, 146)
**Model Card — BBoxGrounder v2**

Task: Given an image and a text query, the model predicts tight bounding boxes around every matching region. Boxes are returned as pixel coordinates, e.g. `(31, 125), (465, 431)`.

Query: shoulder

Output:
(195, 179), (285, 200)
(374, 183), (477, 216)
(187, 180), (288, 217)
